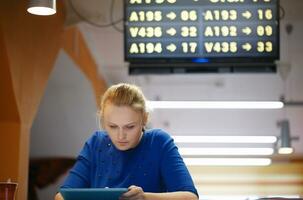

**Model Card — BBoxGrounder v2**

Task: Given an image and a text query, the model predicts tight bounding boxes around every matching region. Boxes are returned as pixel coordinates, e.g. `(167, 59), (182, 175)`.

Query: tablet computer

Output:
(60, 188), (128, 200)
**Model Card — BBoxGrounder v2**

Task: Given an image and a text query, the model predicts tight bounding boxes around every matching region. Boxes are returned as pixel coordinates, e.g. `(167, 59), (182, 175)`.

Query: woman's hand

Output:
(119, 185), (146, 200)
(54, 192), (64, 200)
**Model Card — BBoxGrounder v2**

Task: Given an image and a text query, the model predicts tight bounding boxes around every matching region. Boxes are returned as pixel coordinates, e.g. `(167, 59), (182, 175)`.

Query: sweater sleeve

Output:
(61, 132), (99, 188)
(158, 130), (199, 197)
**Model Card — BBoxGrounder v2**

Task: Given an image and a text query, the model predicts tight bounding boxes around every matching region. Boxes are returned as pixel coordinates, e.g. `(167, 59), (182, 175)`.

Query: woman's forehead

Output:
(103, 104), (142, 122)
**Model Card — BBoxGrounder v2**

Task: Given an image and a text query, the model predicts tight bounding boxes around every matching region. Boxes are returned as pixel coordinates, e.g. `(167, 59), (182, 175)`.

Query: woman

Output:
(55, 83), (198, 200)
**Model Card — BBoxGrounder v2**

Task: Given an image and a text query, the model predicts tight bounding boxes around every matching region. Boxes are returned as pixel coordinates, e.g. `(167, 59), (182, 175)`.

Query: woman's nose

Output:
(118, 129), (126, 140)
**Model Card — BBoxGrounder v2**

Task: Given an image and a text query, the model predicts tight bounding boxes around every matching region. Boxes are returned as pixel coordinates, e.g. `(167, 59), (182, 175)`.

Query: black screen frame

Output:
(123, 0), (280, 66)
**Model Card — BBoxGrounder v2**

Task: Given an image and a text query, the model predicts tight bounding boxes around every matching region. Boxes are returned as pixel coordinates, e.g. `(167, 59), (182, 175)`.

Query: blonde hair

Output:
(100, 83), (148, 121)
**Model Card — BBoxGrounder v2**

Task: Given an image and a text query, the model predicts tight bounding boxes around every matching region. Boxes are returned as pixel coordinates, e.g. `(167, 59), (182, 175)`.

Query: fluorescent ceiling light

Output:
(147, 101), (284, 109)
(200, 195), (260, 200)
(184, 158), (272, 166)
(173, 136), (277, 144)
(200, 195), (301, 200)
(179, 147), (274, 156)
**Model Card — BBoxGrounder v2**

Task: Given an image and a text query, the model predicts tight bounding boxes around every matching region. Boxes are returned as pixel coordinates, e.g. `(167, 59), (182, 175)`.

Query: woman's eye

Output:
(109, 125), (117, 129)
(126, 125), (135, 129)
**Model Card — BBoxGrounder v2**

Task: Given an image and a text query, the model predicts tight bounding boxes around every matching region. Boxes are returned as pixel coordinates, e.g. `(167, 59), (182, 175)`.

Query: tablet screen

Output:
(60, 188), (128, 200)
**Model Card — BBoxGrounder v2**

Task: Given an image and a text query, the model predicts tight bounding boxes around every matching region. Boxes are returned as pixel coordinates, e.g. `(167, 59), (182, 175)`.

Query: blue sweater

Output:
(61, 129), (198, 197)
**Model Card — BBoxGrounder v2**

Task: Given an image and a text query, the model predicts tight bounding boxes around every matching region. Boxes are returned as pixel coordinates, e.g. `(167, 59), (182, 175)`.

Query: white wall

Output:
(79, 0), (303, 152)
(30, 50), (98, 199)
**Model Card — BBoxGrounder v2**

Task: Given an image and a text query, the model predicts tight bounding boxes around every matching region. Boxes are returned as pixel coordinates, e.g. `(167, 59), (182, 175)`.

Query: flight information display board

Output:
(124, 0), (279, 63)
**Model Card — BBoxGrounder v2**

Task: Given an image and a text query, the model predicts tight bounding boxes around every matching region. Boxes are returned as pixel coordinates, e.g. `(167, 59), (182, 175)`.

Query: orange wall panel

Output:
(0, 123), (20, 182)
(62, 27), (107, 107)
(0, 1), (65, 200)
(0, 22), (20, 186)
(0, 26), (19, 123)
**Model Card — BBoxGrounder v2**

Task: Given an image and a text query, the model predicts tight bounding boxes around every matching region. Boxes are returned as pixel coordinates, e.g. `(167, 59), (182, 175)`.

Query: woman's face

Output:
(103, 103), (145, 151)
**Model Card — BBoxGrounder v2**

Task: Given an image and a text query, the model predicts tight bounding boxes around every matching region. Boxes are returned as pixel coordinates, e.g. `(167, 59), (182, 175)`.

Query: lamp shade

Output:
(278, 119), (294, 154)
(27, 0), (56, 16)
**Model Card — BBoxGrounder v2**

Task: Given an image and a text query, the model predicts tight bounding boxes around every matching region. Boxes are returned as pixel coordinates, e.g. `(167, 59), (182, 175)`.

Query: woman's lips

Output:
(117, 141), (129, 146)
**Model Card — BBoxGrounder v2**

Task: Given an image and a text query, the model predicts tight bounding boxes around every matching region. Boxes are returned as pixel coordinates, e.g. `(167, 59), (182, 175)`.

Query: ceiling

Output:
(61, 0), (303, 161)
